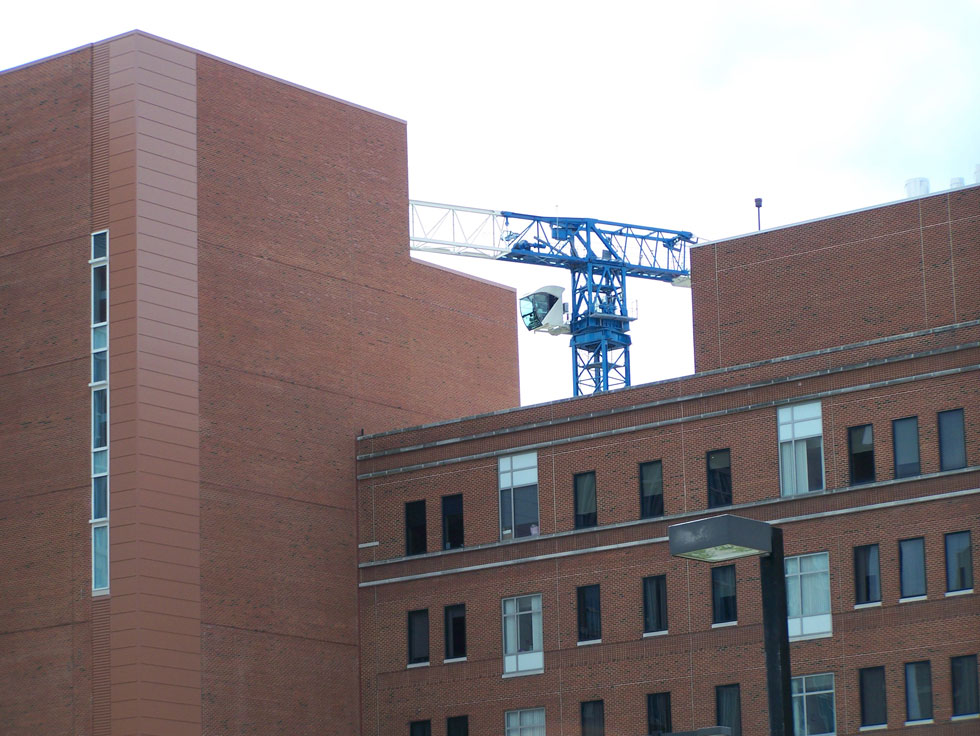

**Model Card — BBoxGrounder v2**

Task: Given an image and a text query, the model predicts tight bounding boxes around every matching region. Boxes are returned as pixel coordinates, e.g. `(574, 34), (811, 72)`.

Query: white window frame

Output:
(499, 452), (539, 540)
(90, 231), (110, 594)
(505, 707), (545, 736)
(502, 593), (543, 675)
(778, 402), (824, 496)
(792, 673), (836, 736)
(785, 552), (831, 639)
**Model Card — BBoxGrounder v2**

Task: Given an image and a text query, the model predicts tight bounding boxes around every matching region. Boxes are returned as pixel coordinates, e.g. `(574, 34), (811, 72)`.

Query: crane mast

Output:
(409, 201), (695, 397)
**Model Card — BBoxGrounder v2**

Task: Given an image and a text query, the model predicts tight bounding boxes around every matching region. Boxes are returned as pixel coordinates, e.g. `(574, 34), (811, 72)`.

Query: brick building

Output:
(1, 30), (978, 736)
(355, 187), (980, 735)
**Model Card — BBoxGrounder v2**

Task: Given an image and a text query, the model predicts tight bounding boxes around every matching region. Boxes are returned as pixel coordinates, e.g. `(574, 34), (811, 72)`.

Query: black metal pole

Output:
(755, 198), (762, 231)
(759, 527), (793, 736)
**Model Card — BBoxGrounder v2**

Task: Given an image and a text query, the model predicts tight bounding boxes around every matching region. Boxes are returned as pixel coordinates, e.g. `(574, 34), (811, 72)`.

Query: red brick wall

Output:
(0, 49), (95, 735)
(195, 55), (518, 735)
(691, 187), (980, 372)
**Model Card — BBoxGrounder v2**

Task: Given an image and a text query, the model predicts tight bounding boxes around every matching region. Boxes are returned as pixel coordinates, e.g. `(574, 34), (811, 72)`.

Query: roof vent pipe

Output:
(905, 178), (930, 198)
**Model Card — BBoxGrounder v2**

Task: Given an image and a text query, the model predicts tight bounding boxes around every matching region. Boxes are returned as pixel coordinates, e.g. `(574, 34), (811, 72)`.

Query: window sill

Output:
(406, 662), (429, 669)
(443, 657), (467, 664)
(502, 669), (543, 678)
(945, 588), (973, 597)
(859, 725), (887, 732)
(951, 713), (980, 721)
(904, 719), (933, 726)
(92, 588), (110, 597)
(643, 630), (668, 638)
(854, 601), (882, 609)
(577, 639), (602, 647)
(711, 621), (737, 629)
(789, 632), (833, 642)
(899, 595), (927, 603)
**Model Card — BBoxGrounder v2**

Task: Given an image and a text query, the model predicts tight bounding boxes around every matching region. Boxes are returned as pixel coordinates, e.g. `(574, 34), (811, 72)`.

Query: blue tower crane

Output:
(408, 202), (696, 397)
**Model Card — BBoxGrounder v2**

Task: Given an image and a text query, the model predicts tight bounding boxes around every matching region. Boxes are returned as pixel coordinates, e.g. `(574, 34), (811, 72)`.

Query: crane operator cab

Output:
(519, 285), (570, 336)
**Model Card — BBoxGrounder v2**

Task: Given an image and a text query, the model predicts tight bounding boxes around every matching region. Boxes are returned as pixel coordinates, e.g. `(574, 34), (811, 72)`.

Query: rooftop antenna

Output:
(755, 197), (763, 231)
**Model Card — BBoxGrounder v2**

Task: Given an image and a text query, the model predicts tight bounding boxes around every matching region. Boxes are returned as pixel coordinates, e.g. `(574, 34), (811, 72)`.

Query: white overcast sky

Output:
(4, 1), (979, 405)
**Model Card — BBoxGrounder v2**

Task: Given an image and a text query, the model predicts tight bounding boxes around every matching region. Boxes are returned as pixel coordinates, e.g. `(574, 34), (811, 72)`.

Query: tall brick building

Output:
(2, 31), (978, 736)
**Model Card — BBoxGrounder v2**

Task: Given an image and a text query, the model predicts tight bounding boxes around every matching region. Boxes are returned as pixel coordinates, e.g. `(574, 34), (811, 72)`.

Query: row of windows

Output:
(91, 230), (109, 593)
(404, 535), (974, 668)
(401, 406), (969, 555)
(406, 657), (979, 736)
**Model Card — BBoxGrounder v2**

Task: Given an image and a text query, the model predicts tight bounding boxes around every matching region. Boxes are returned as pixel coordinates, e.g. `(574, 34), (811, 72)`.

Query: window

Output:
(91, 230), (108, 260)
(859, 667), (887, 728)
(502, 594), (543, 674)
(951, 655), (979, 717)
(92, 263), (108, 325)
(639, 460), (664, 518)
(93, 388), (108, 451)
(892, 416), (920, 478)
(90, 231), (110, 593)
(945, 531), (973, 593)
(905, 661), (933, 722)
(410, 721), (431, 736)
(712, 565), (737, 624)
(707, 449), (732, 508)
(785, 552), (831, 638)
(716, 684), (742, 736)
(442, 494), (463, 550)
(848, 424), (875, 485)
(500, 453), (539, 539)
(577, 584), (601, 642)
(647, 692), (672, 735)
(92, 324), (108, 383)
(899, 537), (926, 599)
(854, 544), (881, 605)
(447, 715), (469, 736)
(642, 575), (668, 634)
(938, 409), (967, 471)
(407, 609), (429, 665)
(444, 604), (466, 660)
(792, 673), (835, 736)
(580, 700), (604, 736)
(779, 402), (824, 495)
(574, 472), (597, 529)
(506, 708), (545, 736)
(405, 500), (426, 556)
(92, 525), (109, 590)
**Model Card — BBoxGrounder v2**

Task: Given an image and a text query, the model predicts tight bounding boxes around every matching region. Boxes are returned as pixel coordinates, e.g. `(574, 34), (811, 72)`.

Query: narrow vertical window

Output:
(899, 537), (926, 599)
(848, 424), (875, 485)
(580, 700), (604, 736)
(444, 604), (466, 660)
(499, 453), (539, 539)
(778, 402), (824, 495)
(92, 264), (108, 324)
(706, 449), (732, 508)
(442, 494), (464, 550)
(712, 565), (737, 624)
(945, 531), (974, 593)
(446, 715), (469, 736)
(859, 666), (887, 728)
(905, 661), (933, 723)
(576, 584), (601, 642)
(405, 500), (426, 556)
(502, 594), (543, 674)
(892, 416), (920, 478)
(505, 708), (545, 736)
(647, 692), (672, 735)
(90, 231), (109, 593)
(92, 324), (108, 383)
(938, 409), (967, 471)
(91, 230), (108, 260)
(951, 655), (979, 717)
(716, 684), (742, 736)
(792, 673), (835, 736)
(785, 552), (831, 639)
(642, 575), (668, 634)
(854, 544), (881, 605)
(574, 471), (597, 529)
(409, 721), (431, 736)
(639, 460), (664, 518)
(92, 525), (109, 590)
(407, 609), (429, 665)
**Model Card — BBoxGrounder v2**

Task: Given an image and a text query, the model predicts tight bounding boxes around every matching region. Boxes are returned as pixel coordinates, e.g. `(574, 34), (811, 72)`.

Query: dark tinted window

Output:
(93, 264), (107, 323)
(951, 655), (979, 717)
(446, 715), (469, 736)
(707, 449), (732, 508)
(716, 684), (742, 736)
(899, 537), (926, 598)
(640, 461), (664, 518)
(574, 471), (597, 529)
(444, 604), (466, 660)
(848, 424), (875, 484)
(577, 584), (601, 642)
(405, 500), (426, 556)
(893, 416), (920, 478)
(643, 575), (668, 633)
(442, 494), (463, 550)
(938, 409), (966, 471)
(407, 609), (429, 664)
(92, 231), (108, 260)
(580, 700), (605, 736)
(647, 692), (672, 735)
(945, 531), (973, 592)
(854, 544), (881, 604)
(905, 661), (932, 721)
(712, 565), (737, 624)
(410, 721), (431, 736)
(859, 667), (887, 727)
